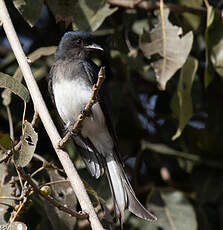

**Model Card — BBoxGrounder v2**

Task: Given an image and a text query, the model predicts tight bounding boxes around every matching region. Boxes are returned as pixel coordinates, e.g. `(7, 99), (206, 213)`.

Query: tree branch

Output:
(17, 167), (87, 219)
(59, 67), (106, 148)
(0, 0), (104, 229)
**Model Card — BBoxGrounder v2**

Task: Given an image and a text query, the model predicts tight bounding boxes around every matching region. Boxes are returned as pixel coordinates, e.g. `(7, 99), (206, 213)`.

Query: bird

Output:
(48, 30), (157, 227)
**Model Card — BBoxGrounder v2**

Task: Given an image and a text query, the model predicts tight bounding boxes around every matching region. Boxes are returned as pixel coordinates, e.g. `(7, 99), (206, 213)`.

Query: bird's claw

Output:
(81, 109), (92, 117)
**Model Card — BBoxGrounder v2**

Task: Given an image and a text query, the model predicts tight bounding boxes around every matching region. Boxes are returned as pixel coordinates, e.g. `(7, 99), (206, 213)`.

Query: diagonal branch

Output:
(17, 167), (88, 219)
(59, 67), (106, 148)
(0, 0), (105, 229)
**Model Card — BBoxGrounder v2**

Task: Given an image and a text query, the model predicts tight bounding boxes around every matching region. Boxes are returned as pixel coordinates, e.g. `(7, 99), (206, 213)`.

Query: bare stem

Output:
(17, 167), (88, 219)
(44, 179), (69, 186)
(31, 110), (39, 127)
(0, 0), (104, 229)
(6, 105), (14, 141)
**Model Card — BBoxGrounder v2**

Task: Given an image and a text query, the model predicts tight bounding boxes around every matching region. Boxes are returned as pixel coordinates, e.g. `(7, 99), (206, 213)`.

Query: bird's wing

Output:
(73, 135), (104, 179)
(81, 60), (120, 155)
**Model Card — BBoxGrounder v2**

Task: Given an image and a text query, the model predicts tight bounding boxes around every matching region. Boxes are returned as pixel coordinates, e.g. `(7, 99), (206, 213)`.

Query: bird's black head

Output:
(55, 31), (103, 60)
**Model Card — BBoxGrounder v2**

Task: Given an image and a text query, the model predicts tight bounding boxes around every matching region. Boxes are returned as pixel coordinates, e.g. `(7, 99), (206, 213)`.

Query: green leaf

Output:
(172, 57), (198, 140)
(204, 6), (223, 87)
(0, 72), (30, 103)
(1, 46), (57, 106)
(14, 121), (38, 167)
(211, 39), (223, 77)
(13, 0), (44, 27)
(139, 9), (193, 90)
(132, 19), (149, 35)
(72, 0), (118, 32)
(42, 170), (77, 229)
(177, 0), (202, 30)
(0, 52), (16, 70)
(0, 134), (13, 150)
(45, 0), (78, 26)
(0, 164), (16, 224)
(149, 191), (197, 230)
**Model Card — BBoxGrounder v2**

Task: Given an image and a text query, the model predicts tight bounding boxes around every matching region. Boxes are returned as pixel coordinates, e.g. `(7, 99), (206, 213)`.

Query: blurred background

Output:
(1, 0), (223, 229)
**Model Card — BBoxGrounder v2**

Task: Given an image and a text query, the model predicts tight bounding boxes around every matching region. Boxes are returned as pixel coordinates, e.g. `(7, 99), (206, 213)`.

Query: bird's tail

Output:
(105, 154), (157, 227)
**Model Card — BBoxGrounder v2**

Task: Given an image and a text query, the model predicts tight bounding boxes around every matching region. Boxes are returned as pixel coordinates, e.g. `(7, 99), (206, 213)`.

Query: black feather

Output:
(49, 31), (157, 227)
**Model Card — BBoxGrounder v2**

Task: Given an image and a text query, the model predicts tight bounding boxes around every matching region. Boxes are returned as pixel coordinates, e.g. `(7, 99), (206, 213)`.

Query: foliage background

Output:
(1, 0), (223, 229)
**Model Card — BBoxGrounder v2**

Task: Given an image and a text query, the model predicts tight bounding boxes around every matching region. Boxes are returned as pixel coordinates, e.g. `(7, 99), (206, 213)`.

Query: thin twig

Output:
(31, 110), (39, 127)
(17, 167), (88, 219)
(10, 195), (28, 223)
(0, 140), (21, 163)
(0, 143), (7, 152)
(9, 186), (34, 223)
(203, 0), (210, 8)
(0, 1), (104, 229)
(0, 202), (14, 208)
(0, 150), (13, 163)
(44, 179), (69, 186)
(33, 153), (46, 162)
(0, 196), (20, 201)
(22, 102), (26, 135)
(6, 105), (14, 141)
(125, 30), (138, 58)
(59, 67), (106, 148)
(31, 166), (45, 178)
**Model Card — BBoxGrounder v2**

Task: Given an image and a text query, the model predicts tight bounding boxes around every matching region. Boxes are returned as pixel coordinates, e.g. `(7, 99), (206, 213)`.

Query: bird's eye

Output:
(76, 39), (82, 45)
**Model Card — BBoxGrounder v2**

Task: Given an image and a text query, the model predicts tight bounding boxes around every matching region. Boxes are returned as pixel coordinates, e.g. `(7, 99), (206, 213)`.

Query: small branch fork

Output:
(59, 67), (106, 149)
(16, 167), (88, 219)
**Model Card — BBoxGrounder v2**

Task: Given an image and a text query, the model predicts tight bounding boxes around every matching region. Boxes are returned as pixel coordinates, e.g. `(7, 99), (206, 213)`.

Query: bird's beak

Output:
(84, 43), (103, 51)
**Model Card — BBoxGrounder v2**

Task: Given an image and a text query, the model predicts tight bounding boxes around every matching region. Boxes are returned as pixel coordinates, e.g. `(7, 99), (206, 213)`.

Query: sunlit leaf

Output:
(42, 170), (77, 229)
(177, 0), (202, 30)
(13, 0), (43, 27)
(0, 164), (16, 224)
(0, 134), (13, 150)
(172, 57), (198, 140)
(1, 46), (57, 106)
(132, 19), (149, 35)
(72, 0), (118, 32)
(204, 6), (223, 87)
(149, 191), (197, 230)
(14, 121), (38, 167)
(211, 39), (223, 77)
(139, 9), (193, 90)
(0, 52), (16, 70)
(0, 72), (30, 103)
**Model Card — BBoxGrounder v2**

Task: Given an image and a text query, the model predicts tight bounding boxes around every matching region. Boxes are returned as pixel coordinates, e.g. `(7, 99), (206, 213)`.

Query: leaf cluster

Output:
(1, 0), (223, 229)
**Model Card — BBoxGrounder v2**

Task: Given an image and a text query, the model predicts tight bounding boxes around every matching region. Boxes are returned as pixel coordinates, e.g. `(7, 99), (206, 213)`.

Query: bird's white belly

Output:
(53, 79), (114, 154)
(53, 79), (91, 125)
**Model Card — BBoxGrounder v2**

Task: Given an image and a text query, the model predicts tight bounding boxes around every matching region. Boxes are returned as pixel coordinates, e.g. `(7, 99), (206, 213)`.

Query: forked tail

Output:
(105, 154), (157, 227)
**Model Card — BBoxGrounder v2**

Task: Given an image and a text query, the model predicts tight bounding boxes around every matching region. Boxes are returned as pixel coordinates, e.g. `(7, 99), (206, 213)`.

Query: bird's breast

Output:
(53, 79), (92, 126)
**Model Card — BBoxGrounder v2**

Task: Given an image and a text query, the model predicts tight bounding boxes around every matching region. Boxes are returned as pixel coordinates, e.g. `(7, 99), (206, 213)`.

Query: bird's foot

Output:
(81, 109), (92, 117)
